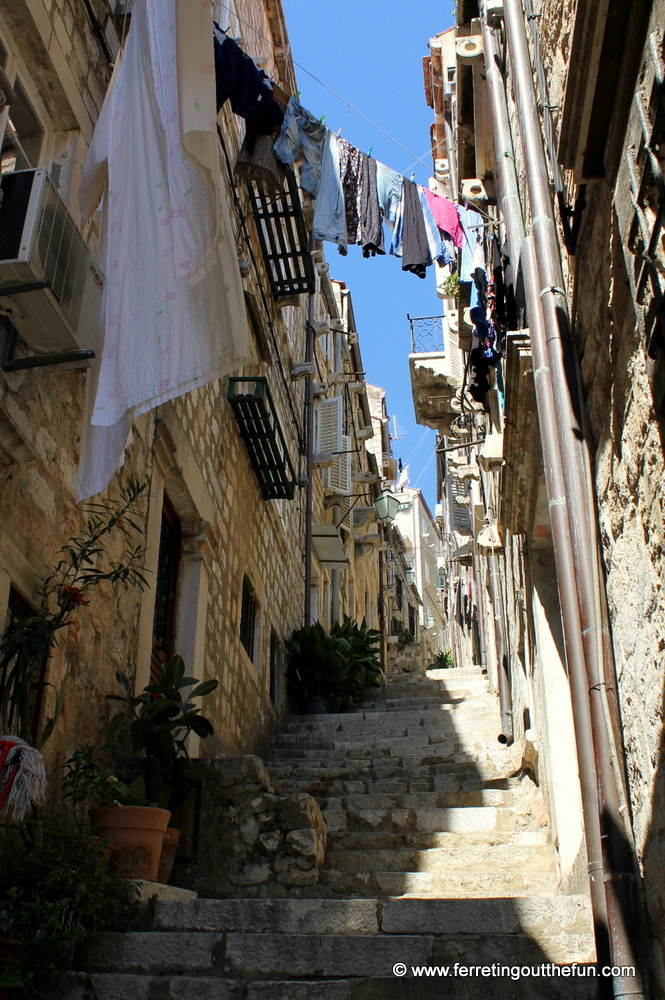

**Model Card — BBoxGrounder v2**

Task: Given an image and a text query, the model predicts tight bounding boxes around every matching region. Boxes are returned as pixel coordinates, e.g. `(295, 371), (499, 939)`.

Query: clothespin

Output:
(336, 127), (342, 138)
(367, 146), (373, 157)
(410, 172), (415, 182)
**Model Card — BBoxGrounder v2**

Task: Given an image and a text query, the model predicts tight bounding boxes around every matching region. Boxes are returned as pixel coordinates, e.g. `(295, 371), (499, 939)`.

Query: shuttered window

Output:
(316, 396), (342, 456)
(329, 433), (351, 495)
(240, 576), (259, 665)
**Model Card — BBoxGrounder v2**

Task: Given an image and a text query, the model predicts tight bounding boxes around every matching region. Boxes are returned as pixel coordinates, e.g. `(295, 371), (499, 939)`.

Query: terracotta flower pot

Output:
(156, 826), (181, 884)
(89, 806), (170, 882)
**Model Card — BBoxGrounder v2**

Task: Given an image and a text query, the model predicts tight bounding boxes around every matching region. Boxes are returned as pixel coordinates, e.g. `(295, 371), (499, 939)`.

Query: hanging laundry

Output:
(376, 161), (402, 225)
(399, 178), (431, 279)
(77, 0), (246, 500)
(419, 186), (454, 267)
(312, 129), (348, 254)
(458, 205), (485, 283)
(423, 188), (465, 249)
(274, 96), (326, 196)
(213, 22), (284, 154)
(338, 137), (365, 246)
(361, 155), (385, 257)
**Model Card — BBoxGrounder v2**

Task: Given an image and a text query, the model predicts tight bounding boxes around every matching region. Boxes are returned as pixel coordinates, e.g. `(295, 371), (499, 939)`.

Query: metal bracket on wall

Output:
(0, 308), (95, 374)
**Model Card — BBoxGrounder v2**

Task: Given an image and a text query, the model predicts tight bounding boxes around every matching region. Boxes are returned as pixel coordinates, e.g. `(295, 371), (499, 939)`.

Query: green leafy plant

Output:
(441, 271), (460, 299)
(285, 623), (350, 710)
(286, 619), (384, 712)
(0, 480), (147, 747)
(330, 616), (383, 701)
(433, 647), (454, 669)
(0, 813), (138, 997)
(391, 617), (415, 650)
(59, 740), (151, 828)
(107, 654), (219, 811)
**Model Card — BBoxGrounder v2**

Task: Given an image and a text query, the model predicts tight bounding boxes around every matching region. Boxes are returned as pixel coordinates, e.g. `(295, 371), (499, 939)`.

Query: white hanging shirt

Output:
(77, 0), (246, 499)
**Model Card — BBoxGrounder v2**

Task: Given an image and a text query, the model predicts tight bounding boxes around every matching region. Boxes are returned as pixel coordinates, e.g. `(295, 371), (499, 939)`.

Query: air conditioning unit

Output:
(0, 168), (103, 358)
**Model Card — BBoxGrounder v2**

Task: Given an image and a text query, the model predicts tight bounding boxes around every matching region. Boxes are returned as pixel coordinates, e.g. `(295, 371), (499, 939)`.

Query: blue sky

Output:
(281, 0), (455, 510)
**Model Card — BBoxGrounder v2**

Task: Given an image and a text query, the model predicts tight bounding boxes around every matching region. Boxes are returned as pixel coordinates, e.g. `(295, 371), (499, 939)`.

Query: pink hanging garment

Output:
(423, 188), (465, 249)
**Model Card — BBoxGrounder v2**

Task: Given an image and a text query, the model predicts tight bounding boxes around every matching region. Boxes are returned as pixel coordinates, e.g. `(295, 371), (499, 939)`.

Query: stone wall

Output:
(170, 756), (327, 899)
(505, 0), (665, 984)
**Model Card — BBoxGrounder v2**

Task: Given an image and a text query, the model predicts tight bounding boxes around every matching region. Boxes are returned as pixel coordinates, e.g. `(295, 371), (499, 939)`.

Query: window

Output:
(151, 496), (181, 685)
(1, 587), (48, 743)
(408, 603), (416, 637)
(269, 630), (280, 707)
(240, 576), (260, 665)
(1, 78), (44, 173)
(395, 577), (403, 611)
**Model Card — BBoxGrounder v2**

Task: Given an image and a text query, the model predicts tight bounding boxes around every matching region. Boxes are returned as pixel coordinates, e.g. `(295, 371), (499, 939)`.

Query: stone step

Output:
(320, 868), (560, 899)
(272, 736), (509, 757)
(79, 931), (433, 977)
(54, 971), (599, 999)
(284, 704), (498, 728)
(326, 829), (551, 851)
(149, 893), (592, 940)
(267, 762), (514, 784)
(278, 781), (511, 807)
(323, 843), (558, 876)
(78, 926), (593, 980)
(266, 754), (513, 781)
(321, 804), (530, 835)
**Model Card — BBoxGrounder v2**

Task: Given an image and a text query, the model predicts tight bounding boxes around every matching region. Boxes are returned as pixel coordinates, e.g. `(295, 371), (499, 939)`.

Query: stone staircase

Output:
(61, 666), (598, 998)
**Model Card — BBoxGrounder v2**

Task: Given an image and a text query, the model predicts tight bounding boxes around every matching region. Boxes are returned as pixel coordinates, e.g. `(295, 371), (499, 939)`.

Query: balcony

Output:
(408, 314), (464, 434)
(227, 377), (297, 500)
(246, 168), (315, 300)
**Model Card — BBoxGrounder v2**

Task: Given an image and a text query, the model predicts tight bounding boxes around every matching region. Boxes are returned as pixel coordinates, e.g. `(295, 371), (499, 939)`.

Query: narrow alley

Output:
(0, 0), (664, 997)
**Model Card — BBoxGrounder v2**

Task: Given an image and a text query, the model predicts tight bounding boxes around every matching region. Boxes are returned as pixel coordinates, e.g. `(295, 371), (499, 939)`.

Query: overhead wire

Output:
(215, 1), (434, 174)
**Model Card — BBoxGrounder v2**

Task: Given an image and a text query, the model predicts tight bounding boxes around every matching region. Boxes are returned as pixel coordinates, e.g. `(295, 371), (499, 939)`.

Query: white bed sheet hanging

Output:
(77, 0), (246, 500)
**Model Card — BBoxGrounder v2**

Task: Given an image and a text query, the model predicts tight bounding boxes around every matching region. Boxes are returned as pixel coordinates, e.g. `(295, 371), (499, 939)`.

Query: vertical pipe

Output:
(487, 552), (513, 743)
(502, 1), (646, 992)
(479, 0), (612, 970)
(472, 554), (489, 677)
(330, 326), (343, 626)
(303, 252), (316, 626)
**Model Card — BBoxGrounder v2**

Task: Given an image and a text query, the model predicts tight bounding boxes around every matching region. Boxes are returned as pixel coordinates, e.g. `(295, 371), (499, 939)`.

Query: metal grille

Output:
(32, 173), (87, 328)
(408, 314), (446, 353)
(227, 377), (297, 500)
(240, 577), (258, 661)
(246, 168), (315, 298)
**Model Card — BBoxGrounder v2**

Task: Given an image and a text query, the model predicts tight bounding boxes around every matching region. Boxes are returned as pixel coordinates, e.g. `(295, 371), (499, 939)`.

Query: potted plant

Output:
(285, 623), (350, 714)
(330, 616), (384, 704)
(94, 654), (219, 882)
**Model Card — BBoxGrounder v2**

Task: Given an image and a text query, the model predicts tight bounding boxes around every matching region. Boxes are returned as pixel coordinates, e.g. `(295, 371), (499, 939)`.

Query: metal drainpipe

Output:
(479, 0), (611, 971)
(330, 327), (343, 626)
(303, 248), (316, 626)
(472, 554), (489, 679)
(487, 551), (513, 743)
(502, 1), (646, 993)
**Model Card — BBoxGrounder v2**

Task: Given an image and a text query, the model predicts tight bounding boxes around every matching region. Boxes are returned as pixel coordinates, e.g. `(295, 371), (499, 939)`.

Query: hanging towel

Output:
(458, 205), (485, 282)
(423, 188), (464, 248)
(274, 96), (326, 196)
(419, 186), (453, 267)
(77, 0), (246, 500)
(400, 178), (430, 279)
(312, 129), (348, 254)
(361, 155), (385, 257)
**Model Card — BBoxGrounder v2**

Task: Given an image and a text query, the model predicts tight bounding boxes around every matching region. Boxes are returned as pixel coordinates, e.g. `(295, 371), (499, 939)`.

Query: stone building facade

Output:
(420, 0), (665, 991)
(0, 0), (387, 786)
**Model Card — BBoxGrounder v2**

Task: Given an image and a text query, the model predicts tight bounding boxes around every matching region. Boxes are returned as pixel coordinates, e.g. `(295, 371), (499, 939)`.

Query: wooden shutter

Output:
(316, 396), (342, 455)
(329, 433), (351, 495)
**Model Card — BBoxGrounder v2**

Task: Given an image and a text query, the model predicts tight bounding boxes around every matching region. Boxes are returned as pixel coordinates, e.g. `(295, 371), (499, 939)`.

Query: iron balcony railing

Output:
(227, 377), (297, 500)
(407, 314), (446, 353)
